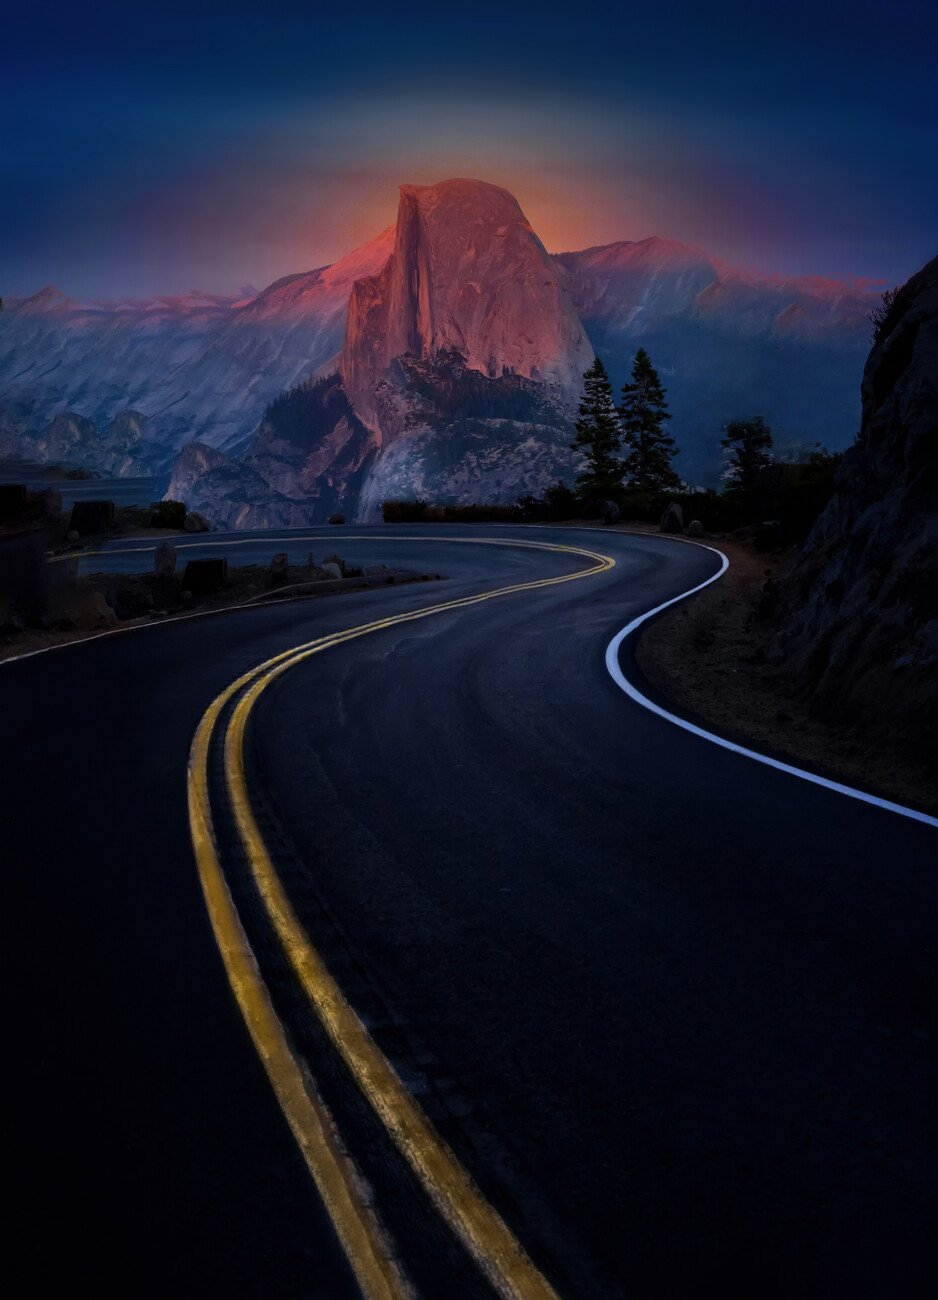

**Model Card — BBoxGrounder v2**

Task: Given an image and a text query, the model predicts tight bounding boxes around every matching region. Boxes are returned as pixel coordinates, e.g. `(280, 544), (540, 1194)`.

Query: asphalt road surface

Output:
(4, 525), (936, 1299)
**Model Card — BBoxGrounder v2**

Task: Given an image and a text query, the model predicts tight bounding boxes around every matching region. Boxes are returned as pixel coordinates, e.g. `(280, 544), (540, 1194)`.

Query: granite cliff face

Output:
(167, 180), (588, 523)
(772, 255), (938, 756)
(342, 179), (591, 432)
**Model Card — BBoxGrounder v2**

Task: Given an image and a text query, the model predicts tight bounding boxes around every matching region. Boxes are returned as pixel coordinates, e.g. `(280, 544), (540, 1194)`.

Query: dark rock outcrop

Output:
(183, 510), (211, 533)
(183, 558), (228, 596)
(773, 255), (938, 758)
(68, 499), (115, 536)
(163, 440), (317, 531)
(659, 502), (684, 534)
(153, 542), (176, 577)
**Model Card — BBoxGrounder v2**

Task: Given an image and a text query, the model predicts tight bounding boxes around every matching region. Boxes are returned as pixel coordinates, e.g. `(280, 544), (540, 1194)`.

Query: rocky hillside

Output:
(771, 255), (938, 758)
(556, 238), (874, 481)
(0, 228), (394, 467)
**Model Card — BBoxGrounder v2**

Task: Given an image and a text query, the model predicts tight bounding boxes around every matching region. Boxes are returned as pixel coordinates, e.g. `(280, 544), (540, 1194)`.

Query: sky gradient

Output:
(3, 0), (936, 299)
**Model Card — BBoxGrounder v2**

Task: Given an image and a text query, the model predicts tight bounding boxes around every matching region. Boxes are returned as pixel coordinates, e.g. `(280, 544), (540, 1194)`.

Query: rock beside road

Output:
(184, 510), (211, 533)
(659, 502), (684, 534)
(773, 254), (938, 761)
(154, 543), (176, 577)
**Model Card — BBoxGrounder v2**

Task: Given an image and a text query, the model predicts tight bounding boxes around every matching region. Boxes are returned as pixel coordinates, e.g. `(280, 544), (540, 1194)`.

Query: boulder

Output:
(600, 500), (621, 526)
(66, 530), (80, 543)
(659, 502), (684, 534)
(153, 542), (176, 577)
(183, 510), (211, 533)
(0, 602), (25, 632)
(323, 554), (345, 576)
(270, 552), (289, 583)
(328, 513), (346, 525)
(182, 558), (228, 596)
(687, 519), (704, 537)
(68, 499), (115, 536)
(83, 591), (119, 630)
(0, 532), (46, 620)
(320, 562), (342, 580)
(0, 484), (27, 522)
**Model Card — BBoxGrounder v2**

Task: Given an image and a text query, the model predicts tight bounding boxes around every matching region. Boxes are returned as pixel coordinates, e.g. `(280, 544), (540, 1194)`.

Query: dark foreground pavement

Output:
(3, 525), (935, 1298)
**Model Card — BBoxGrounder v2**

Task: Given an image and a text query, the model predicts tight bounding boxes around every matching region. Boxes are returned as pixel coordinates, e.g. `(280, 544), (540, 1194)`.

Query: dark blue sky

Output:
(3, 0), (936, 297)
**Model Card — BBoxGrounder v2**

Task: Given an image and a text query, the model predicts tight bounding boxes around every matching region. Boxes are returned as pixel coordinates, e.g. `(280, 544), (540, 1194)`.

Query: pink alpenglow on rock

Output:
(341, 178), (593, 432)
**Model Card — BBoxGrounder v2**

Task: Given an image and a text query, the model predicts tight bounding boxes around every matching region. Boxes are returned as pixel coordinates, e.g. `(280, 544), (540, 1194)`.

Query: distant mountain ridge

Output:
(0, 178), (877, 521)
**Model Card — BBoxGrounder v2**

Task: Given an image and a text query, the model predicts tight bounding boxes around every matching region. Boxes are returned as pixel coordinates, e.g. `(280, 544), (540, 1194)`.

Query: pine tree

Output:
(619, 348), (681, 492)
(721, 416), (774, 491)
(570, 357), (623, 498)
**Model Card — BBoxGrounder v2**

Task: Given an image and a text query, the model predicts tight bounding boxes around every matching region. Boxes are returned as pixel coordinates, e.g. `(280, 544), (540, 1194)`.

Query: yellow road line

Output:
(189, 694), (414, 1300)
(188, 538), (615, 1299)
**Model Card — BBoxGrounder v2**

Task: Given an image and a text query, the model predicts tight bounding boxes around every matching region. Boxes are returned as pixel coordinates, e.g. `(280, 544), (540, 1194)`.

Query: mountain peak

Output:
(242, 226), (395, 322)
(398, 176), (522, 206)
(16, 285), (75, 314)
(341, 178), (592, 429)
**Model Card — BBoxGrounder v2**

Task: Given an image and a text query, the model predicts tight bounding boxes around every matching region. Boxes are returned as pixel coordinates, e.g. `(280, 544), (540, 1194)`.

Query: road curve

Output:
(4, 525), (936, 1299)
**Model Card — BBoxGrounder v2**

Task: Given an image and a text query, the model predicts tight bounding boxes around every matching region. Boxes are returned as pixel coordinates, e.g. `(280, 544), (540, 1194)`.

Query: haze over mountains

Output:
(0, 178), (877, 524)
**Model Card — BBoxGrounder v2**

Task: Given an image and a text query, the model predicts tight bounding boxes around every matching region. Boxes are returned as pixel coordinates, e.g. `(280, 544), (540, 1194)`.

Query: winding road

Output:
(4, 525), (936, 1299)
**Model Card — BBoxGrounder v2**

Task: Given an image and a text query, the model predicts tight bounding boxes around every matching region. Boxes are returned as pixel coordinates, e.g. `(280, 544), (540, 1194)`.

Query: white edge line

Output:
(602, 537), (938, 831)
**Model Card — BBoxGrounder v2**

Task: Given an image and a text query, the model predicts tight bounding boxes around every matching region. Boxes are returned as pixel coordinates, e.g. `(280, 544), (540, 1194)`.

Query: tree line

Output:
(572, 350), (773, 501)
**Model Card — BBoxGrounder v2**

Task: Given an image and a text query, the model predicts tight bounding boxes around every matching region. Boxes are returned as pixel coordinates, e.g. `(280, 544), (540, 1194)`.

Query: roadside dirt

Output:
(635, 534), (937, 818)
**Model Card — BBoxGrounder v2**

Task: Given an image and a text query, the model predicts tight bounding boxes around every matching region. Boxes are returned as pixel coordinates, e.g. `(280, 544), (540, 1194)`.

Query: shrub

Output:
(150, 499), (187, 529)
(117, 505), (152, 529)
(382, 499), (522, 524)
(383, 500), (429, 523)
(722, 449), (843, 541)
(516, 481), (582, 522)
(618, 486), (737, 531)
(869, 286), (901, 345)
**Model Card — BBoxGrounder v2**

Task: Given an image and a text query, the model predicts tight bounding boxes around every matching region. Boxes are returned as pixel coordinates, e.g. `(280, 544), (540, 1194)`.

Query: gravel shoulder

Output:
(635, 534), (937, 818)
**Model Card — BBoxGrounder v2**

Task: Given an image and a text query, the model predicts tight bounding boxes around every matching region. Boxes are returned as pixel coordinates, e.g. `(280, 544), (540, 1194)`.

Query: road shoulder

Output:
(635, 535), (937, 817)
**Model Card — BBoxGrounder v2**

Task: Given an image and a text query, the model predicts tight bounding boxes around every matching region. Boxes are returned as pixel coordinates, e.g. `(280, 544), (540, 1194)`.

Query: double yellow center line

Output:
(187, 537), (615, 1299)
